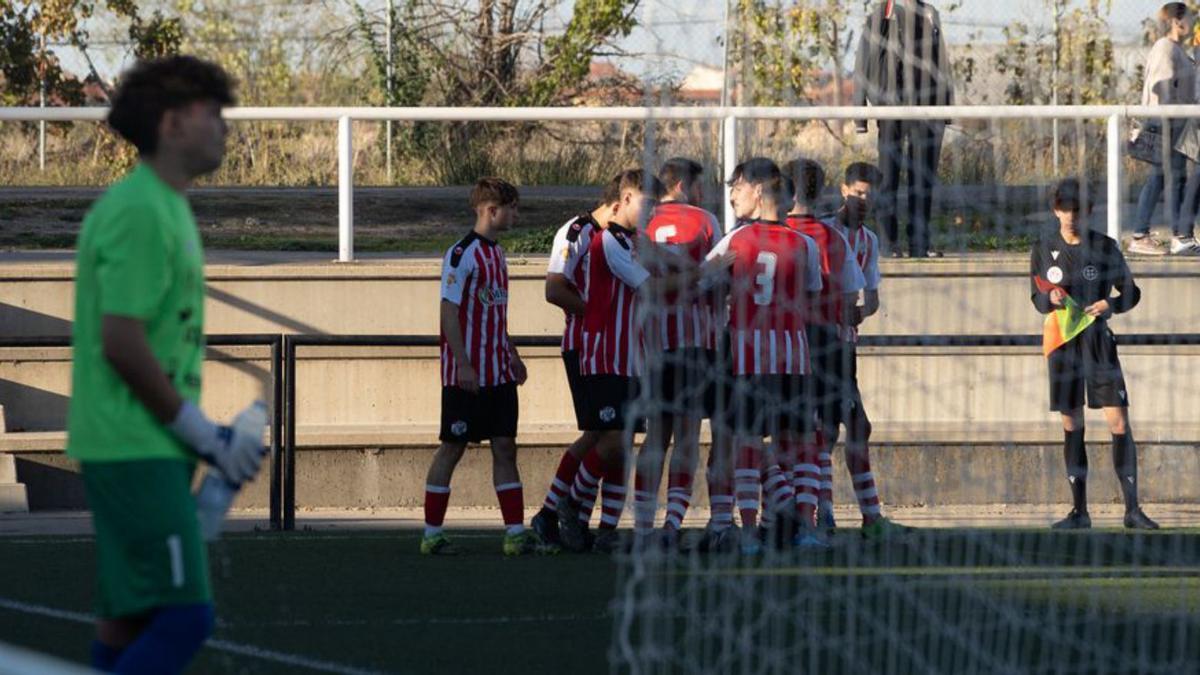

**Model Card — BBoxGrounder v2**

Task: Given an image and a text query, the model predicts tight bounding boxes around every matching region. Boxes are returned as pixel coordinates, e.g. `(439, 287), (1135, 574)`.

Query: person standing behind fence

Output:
(1130, 3), (1197, 256)
(852, 0), (955, 259)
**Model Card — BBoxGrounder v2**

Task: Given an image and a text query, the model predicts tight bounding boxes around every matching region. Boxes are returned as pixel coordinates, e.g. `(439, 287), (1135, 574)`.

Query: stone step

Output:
(0, 453), (16, 483)
(0, 483), (29, 513)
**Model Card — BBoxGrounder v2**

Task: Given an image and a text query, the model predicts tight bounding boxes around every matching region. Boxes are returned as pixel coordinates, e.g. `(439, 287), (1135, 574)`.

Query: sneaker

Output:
(503, 531), (547, 556)
(592, 528), (623, 554)
(1124, 508), (1160, 530)
(1170, 236), (1200, 256)
(556, 497), (591, 553)
(740, 527), (763, 556)
(695, 522), (739, 554)
(817, 507), (837, 535)
(659, 527), (681, 552)
(793, 530), (832, 549)
(1128, 235), (1168, 256)
(766, 510), (798, 550)
(419, 533), (461, 555)
(531, 507), (562, 551)
(1051, 508), (1091, 530)
(861, 516), (913, 540)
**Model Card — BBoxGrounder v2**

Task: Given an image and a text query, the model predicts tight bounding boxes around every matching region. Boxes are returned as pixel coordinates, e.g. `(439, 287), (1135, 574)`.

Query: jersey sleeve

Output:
(604, 231), (650, 289)
(862, 229), (882, 290)
(546, 223), (572, 275)
(1029, 242), (1054, 314)
(800, 234), (824, 292)
(441, 244), (476, 306)
(94, 204), (172, 320)
(1107, 239), (1141, 314)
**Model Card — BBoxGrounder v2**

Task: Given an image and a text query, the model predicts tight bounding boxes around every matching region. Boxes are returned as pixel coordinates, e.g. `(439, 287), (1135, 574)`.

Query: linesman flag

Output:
(1033, 276), (1095, 358)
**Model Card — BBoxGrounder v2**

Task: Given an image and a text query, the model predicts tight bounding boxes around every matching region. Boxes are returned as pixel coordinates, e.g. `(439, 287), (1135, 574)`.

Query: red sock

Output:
(847, 448), (881, 522)
(424, 484), (450, 536)
(788, 439), (819, 528)
(633, 466), (659, 534)
(543, 451), (583, 511)
(734, 445), (761, 530)
(663, 470), (694, 531)
(816, 430), (833, 511)
(495, 482), (525, 535)
(599, 454), (627, 529)
(707, 459), (734, 528)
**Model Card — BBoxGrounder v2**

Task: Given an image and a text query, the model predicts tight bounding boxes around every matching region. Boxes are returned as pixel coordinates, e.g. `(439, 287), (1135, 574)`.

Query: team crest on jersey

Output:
(451, 420), (468, 436)
(599, 406), (617, 423)
(1051, 250), (1060, 260)
(476, 286), (509, 305)
(1082, 265), (1099, 281)
(1046, 266), (1064, 284)
(447, 273), (457, 286)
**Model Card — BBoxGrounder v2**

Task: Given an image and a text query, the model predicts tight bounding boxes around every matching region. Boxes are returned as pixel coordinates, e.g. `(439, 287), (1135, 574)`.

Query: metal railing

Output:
(8, 104), (1200, 260)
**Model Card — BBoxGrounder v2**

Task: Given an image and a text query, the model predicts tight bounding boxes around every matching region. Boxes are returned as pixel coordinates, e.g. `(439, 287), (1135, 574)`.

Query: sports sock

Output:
(789, 440), (820, 528)
(707, 462), (735, 529)
(599, 454), (628, 529)
(423, 484), (451, 537)
(570, 450), (605, 524)
(815, 429), (834, 512)
(761, 463), (795, 524)
(542, 451), (582, 511)
(663, 470), (694, 531)
(734, 445), (761, 530)
(1111, 432), (1139, 512)
(495, 482), (525, 535)
(1064, 428), (1088, 512)
(846, 449), (881, 522)
(112, 604), (214, 675)
(91, 640), (123, 672)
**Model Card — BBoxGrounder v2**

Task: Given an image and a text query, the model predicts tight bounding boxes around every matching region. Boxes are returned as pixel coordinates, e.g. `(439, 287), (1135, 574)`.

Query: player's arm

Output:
(802, 235), (824, 320)
(1088, 243), (1141, 318)
(545, 274), (586, 314)
(1029, 245), (1057, 313)
(441, 248), (479, 392)
(545, 224), (587, 315)
(96, 212), (262, 483)
(855, 233), (882, 324)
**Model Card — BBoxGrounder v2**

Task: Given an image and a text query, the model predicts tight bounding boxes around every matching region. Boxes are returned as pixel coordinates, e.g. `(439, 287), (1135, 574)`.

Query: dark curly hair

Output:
(106, 55), (236, 156)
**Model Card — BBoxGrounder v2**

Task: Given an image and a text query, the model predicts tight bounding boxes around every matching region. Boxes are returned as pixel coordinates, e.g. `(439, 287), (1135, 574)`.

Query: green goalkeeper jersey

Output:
(66, 163), (206, 463)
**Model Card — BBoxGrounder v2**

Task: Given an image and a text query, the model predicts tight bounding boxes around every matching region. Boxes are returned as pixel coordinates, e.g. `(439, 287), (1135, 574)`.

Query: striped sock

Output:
(848, 450), (881, 521)
(761, 463), (794, 527)
(789, 441), (820, 528)
(735, 445), (761, 530)
(816, 430), (834, 513)
(424, 484), (450, 537)
(599, 455), (628, 529)
(708, 462), (735, 529)
(495, 482), (525, 535)
(663, 470), (694, 531)
(633, 468), (659, 534)
(571, 450), (604, 525)
(542, 451), (583, 511)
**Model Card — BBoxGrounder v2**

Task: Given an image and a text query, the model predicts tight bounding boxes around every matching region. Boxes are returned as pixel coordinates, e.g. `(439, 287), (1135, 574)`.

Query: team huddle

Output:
(422, 157), (907, 556)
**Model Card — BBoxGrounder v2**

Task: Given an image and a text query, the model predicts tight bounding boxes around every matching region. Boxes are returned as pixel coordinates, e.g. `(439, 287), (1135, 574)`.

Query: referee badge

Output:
(1047, 266), (1064, 284)
(1082, 265), (1099, 281)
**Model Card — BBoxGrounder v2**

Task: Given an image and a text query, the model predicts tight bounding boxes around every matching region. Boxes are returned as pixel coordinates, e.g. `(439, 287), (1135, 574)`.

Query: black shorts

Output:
(1048, 323), (1129, 412)
(580, 375), (644, 433)
(706, 335), (734, 425)
(808, 323), (865, 429)
(646, 348), (714, 420)
(440, 383), (519, 443)
(727, 375), (812, 438)
(562, 351), (587, 430)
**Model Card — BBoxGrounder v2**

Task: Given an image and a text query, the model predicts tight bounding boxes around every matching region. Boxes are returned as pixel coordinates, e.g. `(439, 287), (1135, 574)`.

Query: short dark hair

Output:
(784, 158), (826, 205)
(728, 157), (786, 202)
(1159, 3), (1191, 35)
(1050, 177), (1095, 213)
(470, 177), (520, 208)
(600, 169), (665, 206)
(844, 162), (881, 187)
(107, 56), (236, 157)
(658, 157), (704, 193)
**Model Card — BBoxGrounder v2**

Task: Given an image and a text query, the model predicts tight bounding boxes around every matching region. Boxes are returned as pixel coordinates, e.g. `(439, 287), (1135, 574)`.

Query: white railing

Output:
(5, 104), (1200, 261)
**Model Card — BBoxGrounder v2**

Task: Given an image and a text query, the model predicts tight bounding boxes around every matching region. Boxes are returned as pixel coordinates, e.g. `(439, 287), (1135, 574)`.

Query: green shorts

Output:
(82, 459), (212, 619)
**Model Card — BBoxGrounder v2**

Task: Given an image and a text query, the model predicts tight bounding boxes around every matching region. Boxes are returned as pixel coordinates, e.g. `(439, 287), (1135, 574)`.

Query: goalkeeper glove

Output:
(169, 401), (266, 485)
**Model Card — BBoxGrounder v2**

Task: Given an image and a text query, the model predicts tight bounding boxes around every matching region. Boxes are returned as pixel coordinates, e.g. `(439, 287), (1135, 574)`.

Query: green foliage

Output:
(523, 0), (639, 106)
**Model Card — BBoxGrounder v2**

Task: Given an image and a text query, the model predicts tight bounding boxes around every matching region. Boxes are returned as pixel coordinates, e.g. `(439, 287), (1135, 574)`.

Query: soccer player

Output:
(633, 158), (720, 548)
(825, 162), (909, 538)
(703, 157), (823, 555)
(1030, 178), (1158, 530)
(784, 158), (867, 542)
(67, 56), (267, 674)
(530, 179), (619, 548)
(422, 177), (540, 556)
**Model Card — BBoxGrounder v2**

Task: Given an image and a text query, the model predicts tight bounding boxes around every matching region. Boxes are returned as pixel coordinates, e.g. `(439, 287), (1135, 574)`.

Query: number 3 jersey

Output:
(706, 219), (823, 376)
(1029, 228), (1140, 318)
(440, 231), (514, 387)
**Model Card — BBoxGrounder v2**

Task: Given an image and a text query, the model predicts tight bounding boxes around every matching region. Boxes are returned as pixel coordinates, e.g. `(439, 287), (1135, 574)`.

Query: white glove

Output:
(169, 401), (265, 485)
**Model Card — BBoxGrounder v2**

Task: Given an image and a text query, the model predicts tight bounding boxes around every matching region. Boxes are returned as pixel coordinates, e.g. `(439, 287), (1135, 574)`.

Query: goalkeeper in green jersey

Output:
(66, 56), (267, 673)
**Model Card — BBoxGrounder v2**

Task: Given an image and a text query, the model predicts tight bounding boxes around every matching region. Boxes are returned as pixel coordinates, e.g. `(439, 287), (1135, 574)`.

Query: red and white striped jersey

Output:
(705, 220), (823, 376)
(786, 214), (866, 328)
(833, 221), (882, 343)
(644, 202), (719, 350)
(546, 213), (599, 352)
(581, 224), (650, 377)
(439, 232), (514, 387)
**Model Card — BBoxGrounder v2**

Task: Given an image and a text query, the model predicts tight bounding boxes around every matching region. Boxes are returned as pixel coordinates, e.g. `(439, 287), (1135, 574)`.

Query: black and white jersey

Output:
(1029, 228), (1140, 317)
